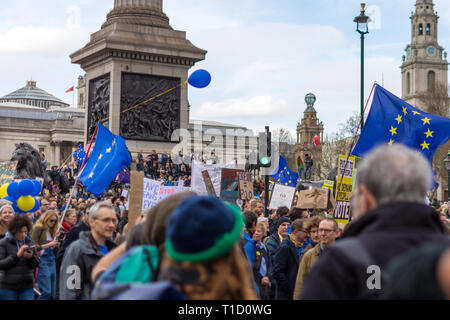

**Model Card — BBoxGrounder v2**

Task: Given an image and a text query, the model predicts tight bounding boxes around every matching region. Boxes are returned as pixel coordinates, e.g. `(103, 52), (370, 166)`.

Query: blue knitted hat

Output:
(166, 196), (244, 263)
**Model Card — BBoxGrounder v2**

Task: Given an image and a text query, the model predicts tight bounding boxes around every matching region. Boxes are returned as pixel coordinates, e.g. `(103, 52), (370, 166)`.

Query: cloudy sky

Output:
(0, 0), (449, 136)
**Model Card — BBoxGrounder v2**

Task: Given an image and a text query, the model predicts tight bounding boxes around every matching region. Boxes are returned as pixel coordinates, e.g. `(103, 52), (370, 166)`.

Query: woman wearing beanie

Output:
(159, 196), (257, 300)
(31, 211), (60, 300)
(0, 215), (40, 300)
(0, 203), (15, 240)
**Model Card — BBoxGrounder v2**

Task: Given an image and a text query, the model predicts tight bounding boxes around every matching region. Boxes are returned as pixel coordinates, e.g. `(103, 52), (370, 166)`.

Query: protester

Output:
(242, 211), (258, 268)
(272, 218), (309, 300)
(59, 202), (117, 300)
(252, 222), (273, 300)
(257, 216), (269, 240)
(268, 206), (289, 236)
(265, 216), (291, 268)
(297, 156), (304, 181)
(300, 145), (450, 300)
(0, 215), (40, 300)
(157, 196), (257, 299)
(303, 215), (324, 252)
(59, 209), (77, 242)
(304, 154), (313, 181)
(31, 211), (60, 300)
(249, 199), (264, 217)
(293, 218), (339, 299)
(0, 202), (15, 240)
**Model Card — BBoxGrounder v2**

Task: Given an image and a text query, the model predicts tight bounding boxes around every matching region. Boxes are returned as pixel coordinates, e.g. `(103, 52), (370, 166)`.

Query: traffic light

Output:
(259, 127), (272, 168)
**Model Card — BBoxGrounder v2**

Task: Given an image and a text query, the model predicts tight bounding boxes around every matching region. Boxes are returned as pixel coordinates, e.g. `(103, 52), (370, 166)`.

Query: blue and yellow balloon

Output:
(188, 69), (211, 89)
(17, 196), (35, 212)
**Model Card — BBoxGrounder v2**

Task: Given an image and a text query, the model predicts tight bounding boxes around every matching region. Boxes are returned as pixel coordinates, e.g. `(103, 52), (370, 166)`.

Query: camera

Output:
(27, 245), (36, 252)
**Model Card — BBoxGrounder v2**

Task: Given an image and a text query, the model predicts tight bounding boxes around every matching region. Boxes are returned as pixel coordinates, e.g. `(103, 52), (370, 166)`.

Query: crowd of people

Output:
(0, 144), (449, 300)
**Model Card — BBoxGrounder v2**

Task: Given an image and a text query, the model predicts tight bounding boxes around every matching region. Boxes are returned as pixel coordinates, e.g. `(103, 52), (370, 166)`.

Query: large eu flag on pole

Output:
(352, 84), (450, 188)
(270, 156), (299, 187)
(80, 123), (132, 196)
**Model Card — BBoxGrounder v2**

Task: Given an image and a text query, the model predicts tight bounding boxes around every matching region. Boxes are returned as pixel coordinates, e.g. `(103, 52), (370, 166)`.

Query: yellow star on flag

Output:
(98, 154), (103, 160)
(402, 107), (408, 115)
(420, 141), (430, 150)
(388, 139), (394, 146)
(106, 147), (112, 153)
(389, 126), (398, 136)
(412, 110), (420, 116)
(89, 172), (94, 179)
(395, 115), (402, 124)
(421, 117), (431, 125)
(424, 129), (434, 138)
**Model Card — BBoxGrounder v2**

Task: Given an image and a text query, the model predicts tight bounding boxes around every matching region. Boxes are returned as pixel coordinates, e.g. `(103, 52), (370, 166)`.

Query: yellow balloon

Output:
(17, 196), (35, 212)
(0, 184), (9, 198)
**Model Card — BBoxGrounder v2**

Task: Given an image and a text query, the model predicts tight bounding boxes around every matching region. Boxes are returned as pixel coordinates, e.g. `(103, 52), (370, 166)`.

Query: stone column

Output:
(114, 0), (162, 10)
(55, 143), (61, 167)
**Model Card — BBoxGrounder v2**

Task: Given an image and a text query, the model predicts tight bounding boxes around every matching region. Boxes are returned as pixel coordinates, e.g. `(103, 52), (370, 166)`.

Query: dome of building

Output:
(0, 80), (70, 109)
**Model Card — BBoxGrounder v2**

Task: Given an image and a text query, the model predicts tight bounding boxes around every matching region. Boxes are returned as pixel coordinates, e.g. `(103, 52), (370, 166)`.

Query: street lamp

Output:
(354, 3), (371, 132)
(444, 151), (450, 201)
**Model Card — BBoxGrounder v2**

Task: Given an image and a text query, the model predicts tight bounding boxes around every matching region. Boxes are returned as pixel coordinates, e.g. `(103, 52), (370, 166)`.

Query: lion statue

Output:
(11, 143), (71, 194)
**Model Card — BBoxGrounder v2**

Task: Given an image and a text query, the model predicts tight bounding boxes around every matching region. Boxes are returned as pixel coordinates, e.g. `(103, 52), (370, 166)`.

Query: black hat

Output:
(277, 216), (291, 229)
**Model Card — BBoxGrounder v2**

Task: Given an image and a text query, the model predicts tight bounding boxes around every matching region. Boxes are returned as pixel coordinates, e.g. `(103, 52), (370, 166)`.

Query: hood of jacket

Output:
(343, 202), (443, 239)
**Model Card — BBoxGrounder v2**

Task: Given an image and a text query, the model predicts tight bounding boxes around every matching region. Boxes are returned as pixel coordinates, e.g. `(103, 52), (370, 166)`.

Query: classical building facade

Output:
(401, 0), (448, 108)
(294, 93), (324, 180)
(0, 81), (84, 167)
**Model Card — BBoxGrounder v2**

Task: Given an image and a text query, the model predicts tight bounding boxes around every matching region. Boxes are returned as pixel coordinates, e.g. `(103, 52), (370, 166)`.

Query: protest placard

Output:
(237, 172), (253, 201)
(322, 180), (334, 191)
(220, 168), (244, 203)
(334, 155), (356, 224)
(0, 161), (17, 186)
(142, 178), (162, 210)
(268, 183), (296, 210)
(127, 171), (144, 236)
(296, 188), (330, 210)
(191, 160), (236, 196)
(202, 170), (216, 196)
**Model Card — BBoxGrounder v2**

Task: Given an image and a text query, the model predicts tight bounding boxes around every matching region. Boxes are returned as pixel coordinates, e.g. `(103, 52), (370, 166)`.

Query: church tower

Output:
(401, 0), (448, 111)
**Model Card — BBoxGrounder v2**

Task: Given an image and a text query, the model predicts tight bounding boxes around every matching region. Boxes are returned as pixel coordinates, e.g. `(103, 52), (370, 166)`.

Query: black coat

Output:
(272, 236), (300, 300)
(0, 235), (40, 291)
(300, 202), (450, 300)
(265, 233), (281, 272)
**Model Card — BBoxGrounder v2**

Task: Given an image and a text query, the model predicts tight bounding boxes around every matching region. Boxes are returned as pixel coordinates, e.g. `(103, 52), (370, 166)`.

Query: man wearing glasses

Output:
(272, 218), (310, 300)
(293, 219), (340, 299)
(59, 202), (117, 300)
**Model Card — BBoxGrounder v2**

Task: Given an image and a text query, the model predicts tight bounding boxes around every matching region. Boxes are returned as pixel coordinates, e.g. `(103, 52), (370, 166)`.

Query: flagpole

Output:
(54, 123), (99, 241)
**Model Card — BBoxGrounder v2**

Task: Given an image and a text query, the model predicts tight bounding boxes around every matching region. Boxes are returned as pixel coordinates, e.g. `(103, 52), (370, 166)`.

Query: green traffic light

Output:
(260, 157), (270, 166)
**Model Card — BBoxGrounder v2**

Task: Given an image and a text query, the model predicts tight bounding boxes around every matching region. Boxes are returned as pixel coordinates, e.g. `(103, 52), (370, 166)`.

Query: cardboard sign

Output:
(127, 171), (144, 236)
(237, 172), (253, 201)
(0, 161), (17, 186)
(334, 155), (356, 224)
(220, 168), (244, 203)
(202, 170), (217, 196)
(191, 160), (236, 196)
(296, 188), (330, 210)
(268, 183), (296, 210)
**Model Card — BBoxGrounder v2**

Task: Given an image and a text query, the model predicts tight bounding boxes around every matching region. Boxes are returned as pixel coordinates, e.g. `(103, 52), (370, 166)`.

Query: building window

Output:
(426, 24), (431, 35)
(407, 72), (411, 94)
(428, 71), (435, 89)
(419, 24), (423, 35)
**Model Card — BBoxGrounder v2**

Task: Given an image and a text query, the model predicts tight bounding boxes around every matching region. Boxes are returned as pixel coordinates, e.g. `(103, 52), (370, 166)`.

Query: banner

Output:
(0, 161), (17, 186)
(220, 168), (244, 203)
(334, 155), (356, 224)
(191, 160), (236, 196)
(268, 183), (296, 210)
(237, 172), (253, 201)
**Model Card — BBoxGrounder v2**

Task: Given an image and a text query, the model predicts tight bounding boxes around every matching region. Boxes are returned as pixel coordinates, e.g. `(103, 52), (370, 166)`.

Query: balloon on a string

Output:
(188, 69), (212, 89)
(17, 196), (35, 212)
(0, 183), (8, 198)
(31, 180), (42, 197)
(18, 179), (34, 197)
(314, 136), (321, 146)
(7, 182), (20, 200)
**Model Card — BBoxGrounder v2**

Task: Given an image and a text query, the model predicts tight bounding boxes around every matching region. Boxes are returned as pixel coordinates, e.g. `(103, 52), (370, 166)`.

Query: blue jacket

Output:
(243, 232), (257, 268)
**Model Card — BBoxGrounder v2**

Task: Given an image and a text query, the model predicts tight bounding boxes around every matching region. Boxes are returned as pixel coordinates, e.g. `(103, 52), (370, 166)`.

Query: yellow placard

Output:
(334, 155), (356, 224)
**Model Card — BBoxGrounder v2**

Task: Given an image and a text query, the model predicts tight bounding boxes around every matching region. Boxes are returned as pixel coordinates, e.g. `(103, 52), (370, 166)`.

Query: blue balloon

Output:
(3, 196), (15, 204)
(7, 182), (20, 200)
(29, 199), (40, 213)
(188, 69), (212, 89)
(12, 203), (21, 215)
(31, 180), (42, 197)
(18, 179), (34, 196)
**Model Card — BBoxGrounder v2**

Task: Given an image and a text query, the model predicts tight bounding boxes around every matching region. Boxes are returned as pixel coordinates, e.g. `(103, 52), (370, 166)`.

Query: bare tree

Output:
(418, 83), (450, 201)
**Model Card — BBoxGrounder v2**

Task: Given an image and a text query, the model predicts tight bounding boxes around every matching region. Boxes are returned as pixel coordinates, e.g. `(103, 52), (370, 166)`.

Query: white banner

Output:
(268, 184), (296, 210)
(191, 160), (236, 196)
(142, 178), (162, 210)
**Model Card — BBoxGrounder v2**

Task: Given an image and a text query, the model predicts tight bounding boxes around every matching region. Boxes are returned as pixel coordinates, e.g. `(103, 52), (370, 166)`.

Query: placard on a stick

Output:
(268, 183), (296, 210)
(126, 171), (144, 237)
(237, 171), (253, 201)
(202, 170), (216, 196)
(220, 168), (244, 203)
(0, 161), (17, 185)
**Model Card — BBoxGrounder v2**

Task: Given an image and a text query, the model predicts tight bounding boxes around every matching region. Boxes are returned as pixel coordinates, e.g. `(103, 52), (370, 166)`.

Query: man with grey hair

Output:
(59, 202), (117, 300)
(299, 145), (450, 300)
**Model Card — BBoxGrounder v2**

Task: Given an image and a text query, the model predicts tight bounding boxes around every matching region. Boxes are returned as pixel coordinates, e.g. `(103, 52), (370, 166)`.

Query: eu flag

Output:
(270, 156), (298, 187)
(80, 123), (132, 196)
(353, 84), (450, 165)
(73, 145), (87, 166)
